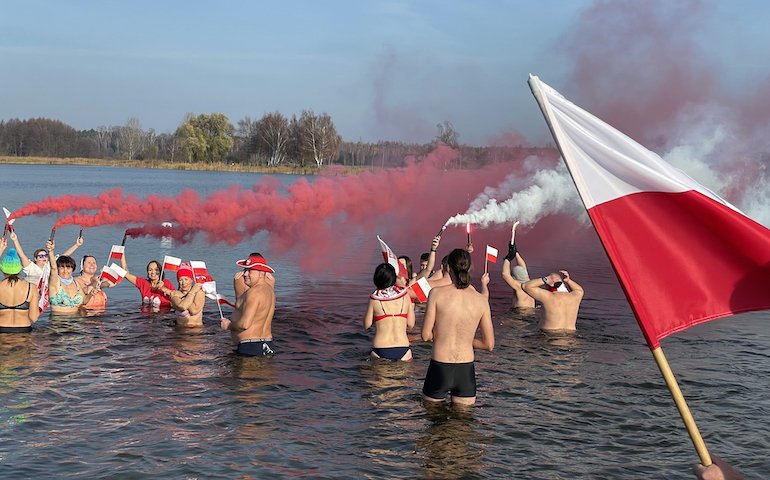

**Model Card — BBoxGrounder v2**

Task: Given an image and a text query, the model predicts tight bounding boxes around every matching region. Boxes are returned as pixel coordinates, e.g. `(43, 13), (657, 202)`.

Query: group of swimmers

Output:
(0, 224), (746, 478)
(0, 230), (278, 358)
(363, 221), (584, 407)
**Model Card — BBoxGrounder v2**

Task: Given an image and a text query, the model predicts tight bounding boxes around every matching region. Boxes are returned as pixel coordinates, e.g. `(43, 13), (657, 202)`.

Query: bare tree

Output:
(256, 112), (290, 166)
(119, 117), (144, 160)
(297, 110), (341, 167)
(435, 120), (460, 148)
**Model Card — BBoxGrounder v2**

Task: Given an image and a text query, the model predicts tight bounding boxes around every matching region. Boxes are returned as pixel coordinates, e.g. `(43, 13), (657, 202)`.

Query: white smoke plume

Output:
(447, 162), (584, 227)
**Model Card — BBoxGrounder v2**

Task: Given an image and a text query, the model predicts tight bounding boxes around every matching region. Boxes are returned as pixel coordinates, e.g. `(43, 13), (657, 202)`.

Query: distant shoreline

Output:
(0, 156), (357, 175)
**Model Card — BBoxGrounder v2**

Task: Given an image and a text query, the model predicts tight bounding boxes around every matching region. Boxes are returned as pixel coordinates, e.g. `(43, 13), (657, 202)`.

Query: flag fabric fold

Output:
(410, 277), (432, 303)
(101, 263), (127, 284)
(377, 235), (408, 278)
(529, 75), (770, 349)
(162, 255), (182, 273)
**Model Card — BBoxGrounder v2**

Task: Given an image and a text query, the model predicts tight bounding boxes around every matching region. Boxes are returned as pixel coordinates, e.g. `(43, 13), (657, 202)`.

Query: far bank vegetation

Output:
(0, 114), (547, 173)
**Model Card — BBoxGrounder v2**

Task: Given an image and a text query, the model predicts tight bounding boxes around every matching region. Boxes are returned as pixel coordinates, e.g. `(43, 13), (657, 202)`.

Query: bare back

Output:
(0, 279), (40, 327)
(422, 284), (492, 363)
(537, 291), (582, 331)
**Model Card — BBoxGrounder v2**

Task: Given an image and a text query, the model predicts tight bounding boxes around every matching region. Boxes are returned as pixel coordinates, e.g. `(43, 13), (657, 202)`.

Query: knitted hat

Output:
(0, 248), (23, 275)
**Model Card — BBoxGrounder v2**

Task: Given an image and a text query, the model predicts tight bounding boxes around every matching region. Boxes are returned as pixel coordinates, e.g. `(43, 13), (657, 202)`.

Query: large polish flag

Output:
(529, 75), (770, 349)
(377, 235), (408, 279)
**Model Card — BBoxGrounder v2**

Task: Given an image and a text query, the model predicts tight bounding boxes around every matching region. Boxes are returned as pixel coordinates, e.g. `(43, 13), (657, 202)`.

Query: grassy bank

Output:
(0, 156), (346, 175)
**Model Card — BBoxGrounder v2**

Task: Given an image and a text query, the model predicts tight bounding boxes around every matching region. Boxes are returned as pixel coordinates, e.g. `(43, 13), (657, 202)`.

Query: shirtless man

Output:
(221, 253), (276, 357)
(522, 270), (584, 331)
(421, 248), (494, 406)
(501, 221), (535, 309)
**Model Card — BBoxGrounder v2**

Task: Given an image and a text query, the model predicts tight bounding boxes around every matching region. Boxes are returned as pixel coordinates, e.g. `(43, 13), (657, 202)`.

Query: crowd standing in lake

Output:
(0, 219), (745, 479)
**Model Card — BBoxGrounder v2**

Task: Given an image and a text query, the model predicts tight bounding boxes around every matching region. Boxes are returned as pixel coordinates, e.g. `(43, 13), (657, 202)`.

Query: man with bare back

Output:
(421, 248), (494, 406)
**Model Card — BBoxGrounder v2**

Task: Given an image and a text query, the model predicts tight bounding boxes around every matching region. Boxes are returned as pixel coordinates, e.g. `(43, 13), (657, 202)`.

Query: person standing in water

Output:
(221, 253), (276, 357)
(421, 248), (494, 406)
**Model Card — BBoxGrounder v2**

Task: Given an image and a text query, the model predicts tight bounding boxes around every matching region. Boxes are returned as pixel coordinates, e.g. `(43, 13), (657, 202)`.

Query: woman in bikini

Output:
(160, 263), (204, 327)
(0, 247), (40, 333)
(46, 240), (93, 315)
(362, 263), (415, 361)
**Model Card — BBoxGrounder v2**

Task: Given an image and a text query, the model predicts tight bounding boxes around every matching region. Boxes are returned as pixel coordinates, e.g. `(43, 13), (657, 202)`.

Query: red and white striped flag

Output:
(529, 75), (770, 349)
(410, 277), (432, 303)
(377, 235), (408, 278)
(486, 245), (498, 263)
(162, 255), (182, 273)
(101, 263), (127, 284)
(190, 260), (211, 284)
(108, 245), (125, 262)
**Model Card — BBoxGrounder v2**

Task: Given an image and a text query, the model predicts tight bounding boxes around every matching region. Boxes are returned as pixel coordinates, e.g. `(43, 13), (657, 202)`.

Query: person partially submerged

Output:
(421, 248), (494, 406)
(522, 270), (584, 332)
(363, 263), (416, 361)
(221, 253), (276, 357)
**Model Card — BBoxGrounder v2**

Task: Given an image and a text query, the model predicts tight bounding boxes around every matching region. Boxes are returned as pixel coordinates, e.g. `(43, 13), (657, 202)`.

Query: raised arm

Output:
(46, 240), (60, 292)
(9, 231), (31, 266)
(560, 270), (584, 298)
(120, 252), (138, 286)
(416, 236), (441, 280)
(522, 276), (551, 303)
(62, 236), (83, 257)
(233, 271), (248, 299)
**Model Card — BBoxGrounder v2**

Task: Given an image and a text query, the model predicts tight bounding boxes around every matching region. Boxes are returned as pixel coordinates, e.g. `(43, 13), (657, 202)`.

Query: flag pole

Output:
(651, 346), (712, 466)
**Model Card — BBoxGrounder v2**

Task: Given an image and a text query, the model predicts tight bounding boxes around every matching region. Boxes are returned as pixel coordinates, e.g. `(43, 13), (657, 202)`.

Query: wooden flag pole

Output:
(651, 346), (712, 467)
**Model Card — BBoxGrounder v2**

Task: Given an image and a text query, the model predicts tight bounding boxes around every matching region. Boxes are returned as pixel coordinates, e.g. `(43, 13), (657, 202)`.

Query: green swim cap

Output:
(0, 248), (23, 275)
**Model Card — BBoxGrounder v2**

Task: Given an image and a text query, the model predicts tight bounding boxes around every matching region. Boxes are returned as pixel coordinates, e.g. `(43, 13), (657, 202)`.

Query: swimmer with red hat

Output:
(221, 253), (276, 357)
(161, 262), (205, 327)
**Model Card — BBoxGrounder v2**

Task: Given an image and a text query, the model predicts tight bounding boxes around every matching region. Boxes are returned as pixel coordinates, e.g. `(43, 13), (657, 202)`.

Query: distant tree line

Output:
(0, 113), (542, 169)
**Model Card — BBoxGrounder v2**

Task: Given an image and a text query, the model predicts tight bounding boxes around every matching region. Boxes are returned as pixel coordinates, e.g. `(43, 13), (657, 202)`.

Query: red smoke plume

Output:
(13, 145), (538, 271)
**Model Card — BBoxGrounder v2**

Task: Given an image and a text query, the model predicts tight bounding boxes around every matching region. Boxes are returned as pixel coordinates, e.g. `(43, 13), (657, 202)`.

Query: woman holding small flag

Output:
(76, 255), (114, 312)
(120, 253), (174, 310)
(363, 263), (416, 361)
(161, 263), (204, 327)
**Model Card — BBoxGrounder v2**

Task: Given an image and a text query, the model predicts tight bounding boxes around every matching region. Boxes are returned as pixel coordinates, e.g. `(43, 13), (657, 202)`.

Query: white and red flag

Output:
(162, 255), (182, 274)
(377, 235), (408, 278)
(485, 245), (498, 263)
(108, 245), (125, 262)
(190, 260), (211, 284)
(101, 263), (127, 284)
(529, 75), (770, 350)
(410, 277), (432, 303)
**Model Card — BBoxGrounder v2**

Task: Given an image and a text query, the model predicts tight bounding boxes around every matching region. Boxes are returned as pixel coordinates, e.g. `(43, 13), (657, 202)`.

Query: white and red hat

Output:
(236, 254), (275, 273)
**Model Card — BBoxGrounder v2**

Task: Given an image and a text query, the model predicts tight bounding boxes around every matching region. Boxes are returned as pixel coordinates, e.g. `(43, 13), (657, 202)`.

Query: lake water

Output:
(0, 164), (767, 479)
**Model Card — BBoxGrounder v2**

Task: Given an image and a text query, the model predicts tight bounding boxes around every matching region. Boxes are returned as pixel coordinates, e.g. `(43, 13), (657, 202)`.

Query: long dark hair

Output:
(147, 260), (164, 280)
(448, 248), (472, 289)
(397, 255), (413, 279)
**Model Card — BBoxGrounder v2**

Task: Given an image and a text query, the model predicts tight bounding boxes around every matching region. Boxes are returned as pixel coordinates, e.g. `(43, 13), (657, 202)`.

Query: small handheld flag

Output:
(162, 255), (182, 276)
(410, 277), (432, 303)
(108, 245), (125, 262)
(377, 235), (408, 278)
(484, 245), (498, 274)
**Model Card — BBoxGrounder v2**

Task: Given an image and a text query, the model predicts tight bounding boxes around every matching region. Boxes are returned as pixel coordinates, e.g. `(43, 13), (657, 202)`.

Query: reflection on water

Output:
(0, 166), (767, 478)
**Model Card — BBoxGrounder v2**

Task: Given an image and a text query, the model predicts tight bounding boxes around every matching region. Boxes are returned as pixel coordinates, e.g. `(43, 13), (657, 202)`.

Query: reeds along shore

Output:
(0, 156), (366, 175)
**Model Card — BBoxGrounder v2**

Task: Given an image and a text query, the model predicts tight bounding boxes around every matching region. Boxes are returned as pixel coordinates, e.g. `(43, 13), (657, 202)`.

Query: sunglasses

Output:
(36, 254), (49, 259)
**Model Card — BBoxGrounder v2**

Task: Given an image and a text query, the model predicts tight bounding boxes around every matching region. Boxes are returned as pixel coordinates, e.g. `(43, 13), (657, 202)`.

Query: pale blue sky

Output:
(1, 1), (768, 145)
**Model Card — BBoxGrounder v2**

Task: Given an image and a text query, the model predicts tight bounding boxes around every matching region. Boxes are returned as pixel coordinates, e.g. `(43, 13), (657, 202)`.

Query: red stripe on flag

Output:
(590, 190), (770, 348)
